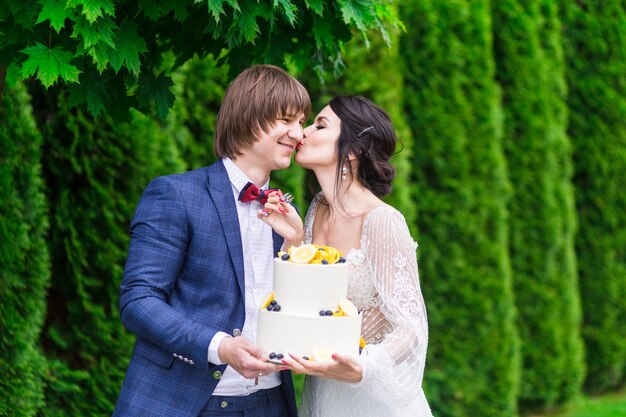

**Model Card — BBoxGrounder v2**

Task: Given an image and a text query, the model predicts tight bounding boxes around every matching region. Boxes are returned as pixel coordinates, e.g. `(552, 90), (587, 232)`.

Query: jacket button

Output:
(213, 370), (222, 380)
(220, 401), (229, 408)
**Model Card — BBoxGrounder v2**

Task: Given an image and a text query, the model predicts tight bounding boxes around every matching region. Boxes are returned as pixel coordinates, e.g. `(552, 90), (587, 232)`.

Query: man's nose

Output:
(302, 124), (314, 138)
(289, 122), (304, 140)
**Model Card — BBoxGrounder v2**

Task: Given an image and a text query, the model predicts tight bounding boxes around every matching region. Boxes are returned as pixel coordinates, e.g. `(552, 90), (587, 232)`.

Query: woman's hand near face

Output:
(258, 192), (304, 247)
(280, 352), (363, 383)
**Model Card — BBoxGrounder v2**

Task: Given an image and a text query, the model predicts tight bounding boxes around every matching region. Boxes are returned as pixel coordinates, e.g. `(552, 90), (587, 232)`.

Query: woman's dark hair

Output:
(329, 95), (397, 198)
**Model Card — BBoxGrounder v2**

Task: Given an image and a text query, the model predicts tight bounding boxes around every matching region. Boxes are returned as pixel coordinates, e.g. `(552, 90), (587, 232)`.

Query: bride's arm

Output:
(280, 207), (430, 403)
(352, 207), (430, 403)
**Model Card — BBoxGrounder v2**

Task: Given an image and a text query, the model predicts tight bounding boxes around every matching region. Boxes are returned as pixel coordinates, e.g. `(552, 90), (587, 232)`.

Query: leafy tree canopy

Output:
(0, 0), (399, 118)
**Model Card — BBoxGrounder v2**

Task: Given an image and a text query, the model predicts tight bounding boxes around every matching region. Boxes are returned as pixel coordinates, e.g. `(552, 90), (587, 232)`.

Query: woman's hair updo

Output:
(329, 96), (397, 197)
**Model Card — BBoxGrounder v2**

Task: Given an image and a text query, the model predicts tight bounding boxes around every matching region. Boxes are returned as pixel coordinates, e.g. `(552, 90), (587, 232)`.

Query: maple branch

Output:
(0, 65), (6, 110)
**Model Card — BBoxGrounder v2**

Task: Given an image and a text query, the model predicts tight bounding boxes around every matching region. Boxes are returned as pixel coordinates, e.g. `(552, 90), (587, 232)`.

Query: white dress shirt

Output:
(208, 157), (281, 395)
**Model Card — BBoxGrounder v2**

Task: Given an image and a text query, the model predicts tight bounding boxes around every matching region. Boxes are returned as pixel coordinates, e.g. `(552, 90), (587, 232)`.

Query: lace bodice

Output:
(302, 194), (432, 415)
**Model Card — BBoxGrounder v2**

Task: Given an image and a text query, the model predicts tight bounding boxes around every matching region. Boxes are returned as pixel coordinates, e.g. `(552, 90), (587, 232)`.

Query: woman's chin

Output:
(293, 158), (310, 169)
(294, 156), (309, 168)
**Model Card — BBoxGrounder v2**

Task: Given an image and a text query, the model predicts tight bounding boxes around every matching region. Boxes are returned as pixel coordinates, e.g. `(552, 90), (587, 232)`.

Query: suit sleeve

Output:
(119, 176), (217, 371)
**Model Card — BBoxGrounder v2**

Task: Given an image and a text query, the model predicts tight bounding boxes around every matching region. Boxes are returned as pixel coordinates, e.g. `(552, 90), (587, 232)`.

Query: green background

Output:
(1, 1), (625, 416)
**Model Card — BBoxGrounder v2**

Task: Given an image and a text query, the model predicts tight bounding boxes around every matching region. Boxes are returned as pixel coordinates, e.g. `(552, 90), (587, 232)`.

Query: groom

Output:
(113, 65), (310, 417)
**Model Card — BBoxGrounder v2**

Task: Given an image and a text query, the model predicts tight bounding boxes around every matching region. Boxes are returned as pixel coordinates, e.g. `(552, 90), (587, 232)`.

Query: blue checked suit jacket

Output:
(113, 160), (297, 417)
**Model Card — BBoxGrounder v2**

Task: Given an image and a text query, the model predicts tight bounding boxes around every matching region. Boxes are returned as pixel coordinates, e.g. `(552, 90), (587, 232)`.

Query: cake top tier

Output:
(279, 243), (346, 265)
(271, 259), (349, 316)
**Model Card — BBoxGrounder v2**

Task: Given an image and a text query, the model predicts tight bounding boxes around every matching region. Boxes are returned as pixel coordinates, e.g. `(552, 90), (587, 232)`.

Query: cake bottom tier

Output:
(256, 310), (362, 360)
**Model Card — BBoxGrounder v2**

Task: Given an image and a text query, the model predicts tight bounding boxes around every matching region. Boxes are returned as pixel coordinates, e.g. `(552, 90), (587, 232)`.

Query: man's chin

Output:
(275, 158), (292, 170)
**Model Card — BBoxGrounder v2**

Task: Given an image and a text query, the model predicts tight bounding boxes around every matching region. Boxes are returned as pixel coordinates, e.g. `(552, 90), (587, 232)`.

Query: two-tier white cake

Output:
(256, 257), (362, 360)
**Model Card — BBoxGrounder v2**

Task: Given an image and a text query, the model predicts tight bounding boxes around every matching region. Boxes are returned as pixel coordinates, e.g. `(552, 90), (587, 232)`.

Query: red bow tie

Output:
(238, 182), (282, 205)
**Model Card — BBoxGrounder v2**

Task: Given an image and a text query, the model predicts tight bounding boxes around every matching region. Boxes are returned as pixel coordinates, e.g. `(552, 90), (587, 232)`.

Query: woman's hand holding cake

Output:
(280, 351), (363, 383)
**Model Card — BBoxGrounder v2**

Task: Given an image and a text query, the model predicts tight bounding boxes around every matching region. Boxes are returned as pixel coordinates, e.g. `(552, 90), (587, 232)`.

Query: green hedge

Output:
(304, 23), (416, 232)
(31, 90), (185, 416)
(0, 83), (49, 417)
(560, 0), (626, 393)
(492, 0), (584, 410)
(399, 1), (519, 416)
(168, 54), (229, 170)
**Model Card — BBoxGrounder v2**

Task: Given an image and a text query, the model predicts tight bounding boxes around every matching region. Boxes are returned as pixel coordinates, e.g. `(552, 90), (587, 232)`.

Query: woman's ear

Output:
(347, 152), (357, 162)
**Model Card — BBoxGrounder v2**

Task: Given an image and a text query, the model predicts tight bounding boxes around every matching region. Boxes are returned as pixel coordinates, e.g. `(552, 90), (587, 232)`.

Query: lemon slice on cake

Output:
(338, 299), (358, 317)
(260, 291), (275, 309)
(311, 347), (334, 362)
(290, 244), (318, 264)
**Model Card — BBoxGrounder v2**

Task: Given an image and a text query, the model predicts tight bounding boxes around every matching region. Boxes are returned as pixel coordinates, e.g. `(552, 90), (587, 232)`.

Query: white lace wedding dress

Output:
(299, 194), (434, 417)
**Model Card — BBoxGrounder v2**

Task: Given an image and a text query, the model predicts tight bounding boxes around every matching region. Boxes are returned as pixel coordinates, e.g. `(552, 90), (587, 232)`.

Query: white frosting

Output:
(256, 259), (363, 359)
(256, 310), (362, 358)
(272, 259), (348, 315)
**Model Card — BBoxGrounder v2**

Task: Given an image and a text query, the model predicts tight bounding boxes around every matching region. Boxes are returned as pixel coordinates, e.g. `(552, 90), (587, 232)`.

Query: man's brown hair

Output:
(214, 65), (311, 158)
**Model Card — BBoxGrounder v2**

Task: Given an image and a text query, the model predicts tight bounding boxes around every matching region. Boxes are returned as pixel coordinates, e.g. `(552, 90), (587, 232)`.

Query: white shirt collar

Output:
(222, 157), (270, 194)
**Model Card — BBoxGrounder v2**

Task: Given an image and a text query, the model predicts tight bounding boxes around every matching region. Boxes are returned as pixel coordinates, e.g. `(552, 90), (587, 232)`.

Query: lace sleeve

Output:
(354, 206), (429, 403)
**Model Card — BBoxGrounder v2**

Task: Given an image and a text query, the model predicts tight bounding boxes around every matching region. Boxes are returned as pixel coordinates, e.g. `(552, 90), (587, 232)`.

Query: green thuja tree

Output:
(0, 82), (49, 417)
(30, 88), (185, 416)
(560, 0), (626, 393)
(492, 0), (584, 410)
(167, 54), (229, 170)
(400, 1), (519, 416)
(305, 23), (416, 233)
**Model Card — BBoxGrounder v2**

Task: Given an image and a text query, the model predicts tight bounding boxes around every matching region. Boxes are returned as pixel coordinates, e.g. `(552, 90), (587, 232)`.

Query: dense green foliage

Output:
(29, 87), (185, 416)
(492, 0), (584, 410)
(1, 2), (625, 417)
(0, 0), (399, 118)
(560, 0), (626, 393)
(0, 83), (49, 417)
(167, 54), (228, 170)
(399, 1), (519, 416)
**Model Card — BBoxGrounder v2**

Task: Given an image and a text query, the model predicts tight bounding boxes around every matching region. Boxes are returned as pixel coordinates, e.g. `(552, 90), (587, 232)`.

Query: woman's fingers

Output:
(281, 354), (306, 374)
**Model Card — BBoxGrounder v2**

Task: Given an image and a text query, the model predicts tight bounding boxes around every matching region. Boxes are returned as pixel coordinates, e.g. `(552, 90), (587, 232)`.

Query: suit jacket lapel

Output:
(272, 230), (284, 256)
(206, 160), (245, 298)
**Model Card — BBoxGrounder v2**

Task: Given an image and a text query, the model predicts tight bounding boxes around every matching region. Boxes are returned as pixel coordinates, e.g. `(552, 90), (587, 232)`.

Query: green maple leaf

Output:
(172, 2), (190, 22)
(67, 0), (115, 24)
(88, 43), (111, 73)
(232, 2), (267, 45)
(274, 0), (296, 26)
(313, 18), (336, 50)
(109, 20), (147, 76)
(138, 73), (175, 120)
(206, 0), (226, 23)
(304, 0), (324, 16)
(36, 0), (74, 33)
(205, 0), (241, 23)
(337, 0), (371, 31)
(68, 76), (108, 117)
(71, 16), (117, 49)
(20, 42), (81, 88)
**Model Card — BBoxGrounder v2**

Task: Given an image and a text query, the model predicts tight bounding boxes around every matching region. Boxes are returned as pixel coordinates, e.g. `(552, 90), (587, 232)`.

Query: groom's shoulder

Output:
(147, 166), (212, 196)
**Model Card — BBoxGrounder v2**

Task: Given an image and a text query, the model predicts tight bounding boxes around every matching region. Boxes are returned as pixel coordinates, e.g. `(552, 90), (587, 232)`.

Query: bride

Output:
(260, 96), (434, 416)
